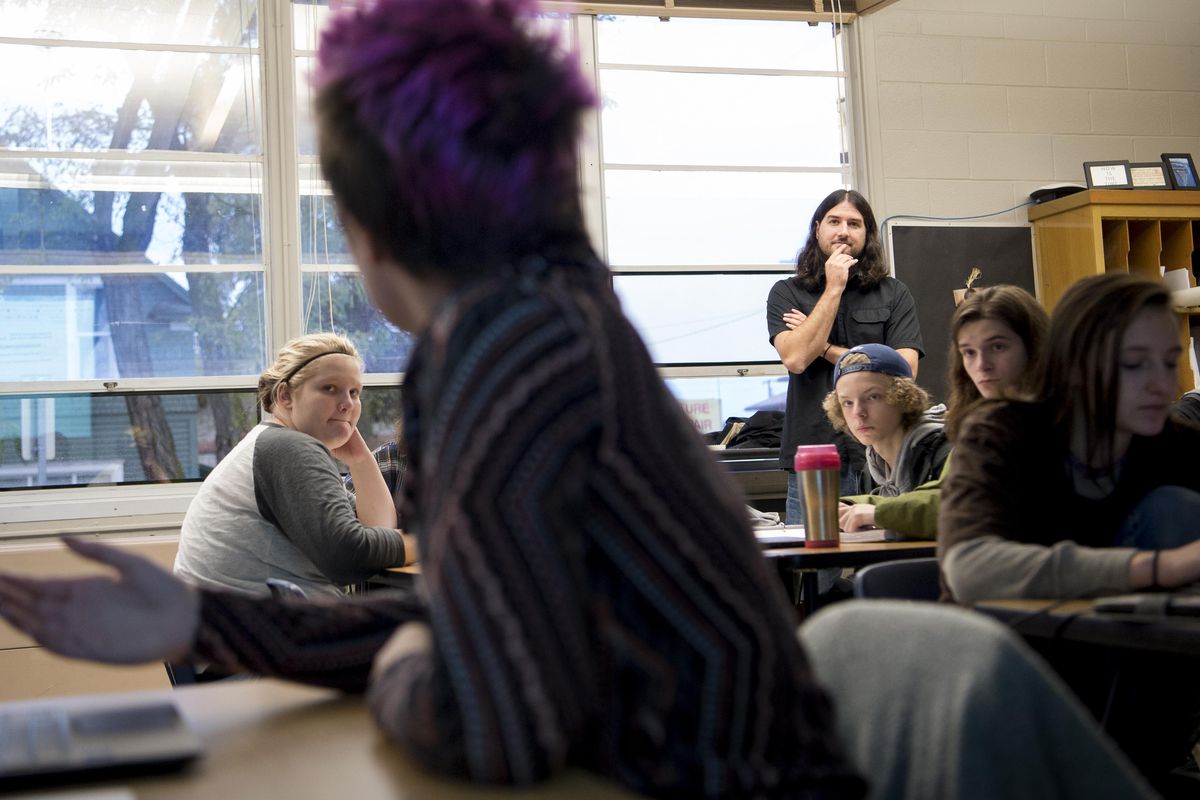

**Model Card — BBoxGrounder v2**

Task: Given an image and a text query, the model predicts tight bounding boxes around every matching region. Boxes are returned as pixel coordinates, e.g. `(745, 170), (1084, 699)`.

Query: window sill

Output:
(0, 484), (195, 540)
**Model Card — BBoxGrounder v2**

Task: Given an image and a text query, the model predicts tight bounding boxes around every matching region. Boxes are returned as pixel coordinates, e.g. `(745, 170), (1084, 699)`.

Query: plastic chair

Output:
(166, 580), (306, 686)
(853, 557), (940, 601)
(266, 578), (308, 600)
(164, 660), (198, 686)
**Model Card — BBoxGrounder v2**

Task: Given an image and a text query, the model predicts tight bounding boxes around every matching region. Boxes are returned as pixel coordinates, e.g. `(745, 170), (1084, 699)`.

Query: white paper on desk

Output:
(754, 525), (806, 546)
(838, 529), (891, 543)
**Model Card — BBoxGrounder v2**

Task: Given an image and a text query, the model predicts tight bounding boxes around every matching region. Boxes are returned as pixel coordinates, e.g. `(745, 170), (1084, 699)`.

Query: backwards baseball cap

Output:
(832, 343), (913, 385)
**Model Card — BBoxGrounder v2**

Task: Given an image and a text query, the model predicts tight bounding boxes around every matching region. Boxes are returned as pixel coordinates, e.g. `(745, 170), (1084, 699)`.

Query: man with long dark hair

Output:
(766, 190), (923, 548)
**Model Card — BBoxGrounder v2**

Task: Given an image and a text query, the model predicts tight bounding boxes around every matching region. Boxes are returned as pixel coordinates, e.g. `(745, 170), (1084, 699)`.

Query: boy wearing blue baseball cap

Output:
(823, 344), (950, 536)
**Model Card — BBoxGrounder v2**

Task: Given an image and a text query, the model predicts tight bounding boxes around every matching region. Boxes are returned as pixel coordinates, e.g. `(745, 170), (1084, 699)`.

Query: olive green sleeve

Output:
(840, 454), (952, 541)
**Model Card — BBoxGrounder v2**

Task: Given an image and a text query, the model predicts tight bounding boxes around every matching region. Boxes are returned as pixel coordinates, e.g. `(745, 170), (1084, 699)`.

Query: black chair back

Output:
(854, 558), (940, 601)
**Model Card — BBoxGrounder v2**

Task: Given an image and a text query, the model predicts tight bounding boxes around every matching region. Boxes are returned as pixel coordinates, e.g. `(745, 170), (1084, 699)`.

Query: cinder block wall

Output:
(853, 0), (1200, 223)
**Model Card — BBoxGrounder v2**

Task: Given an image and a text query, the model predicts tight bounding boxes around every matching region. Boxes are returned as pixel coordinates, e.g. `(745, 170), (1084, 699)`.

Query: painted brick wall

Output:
(853, 0), (1200, 223)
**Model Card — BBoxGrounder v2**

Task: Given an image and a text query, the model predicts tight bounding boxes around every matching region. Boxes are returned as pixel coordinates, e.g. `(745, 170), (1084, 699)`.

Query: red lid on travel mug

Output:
(794, 444), (840, 471)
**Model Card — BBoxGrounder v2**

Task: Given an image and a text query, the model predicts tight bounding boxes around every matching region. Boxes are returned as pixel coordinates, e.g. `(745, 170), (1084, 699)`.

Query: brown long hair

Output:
(1042, 273), (1174, 468)
(945, 285), (1048, 440)
(792, 189), (889, 293)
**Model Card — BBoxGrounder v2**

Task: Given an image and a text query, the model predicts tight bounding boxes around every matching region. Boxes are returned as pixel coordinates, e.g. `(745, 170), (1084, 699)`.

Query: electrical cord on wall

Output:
(878, 198), (1038, 259)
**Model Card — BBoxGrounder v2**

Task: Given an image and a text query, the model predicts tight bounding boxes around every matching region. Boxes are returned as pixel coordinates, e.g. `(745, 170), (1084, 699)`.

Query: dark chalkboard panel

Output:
(887, 223), (1036, 404)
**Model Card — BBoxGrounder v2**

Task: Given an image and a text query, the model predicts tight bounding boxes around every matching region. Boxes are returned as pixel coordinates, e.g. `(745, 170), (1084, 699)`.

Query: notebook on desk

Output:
(754, 525), (806, 547)
(753, 525), (892, 547)
(0, 697), (202, 791)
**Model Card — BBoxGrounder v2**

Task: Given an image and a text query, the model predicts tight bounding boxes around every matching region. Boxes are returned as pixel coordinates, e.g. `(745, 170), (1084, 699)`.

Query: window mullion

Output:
(259, 0), (303, 357)
(574, 15), (608, 263)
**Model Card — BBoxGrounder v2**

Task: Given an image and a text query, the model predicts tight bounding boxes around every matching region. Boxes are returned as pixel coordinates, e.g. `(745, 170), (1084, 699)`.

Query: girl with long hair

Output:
(940, 273), (1200, 604)
(838, 286), (1048, 538)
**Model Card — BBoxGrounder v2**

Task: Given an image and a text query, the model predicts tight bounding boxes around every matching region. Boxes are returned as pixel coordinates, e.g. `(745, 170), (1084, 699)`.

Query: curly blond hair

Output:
(256, 333), (362, 413)
(822, 375), (929, 434)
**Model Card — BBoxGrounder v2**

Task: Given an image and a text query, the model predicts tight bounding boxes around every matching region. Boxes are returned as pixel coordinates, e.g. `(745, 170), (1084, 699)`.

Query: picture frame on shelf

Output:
(1082, 160), (1132, 190)
(1128, 161), (1171, 190)
(1162, 153), (1199, 190)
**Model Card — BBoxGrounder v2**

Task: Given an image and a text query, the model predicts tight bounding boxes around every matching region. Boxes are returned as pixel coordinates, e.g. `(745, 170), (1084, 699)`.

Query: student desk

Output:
(372, 535), (938, 613)
(977, 598), (1200, 794)
(763, 538), (938, 614)
(975, 598), (1200, 658)
(38, 679), (635, 799)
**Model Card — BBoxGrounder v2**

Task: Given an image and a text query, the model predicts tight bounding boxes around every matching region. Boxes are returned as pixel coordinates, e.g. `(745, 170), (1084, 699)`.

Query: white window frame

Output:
(576, 13), (858, 382)
(0, 1), (860, 532)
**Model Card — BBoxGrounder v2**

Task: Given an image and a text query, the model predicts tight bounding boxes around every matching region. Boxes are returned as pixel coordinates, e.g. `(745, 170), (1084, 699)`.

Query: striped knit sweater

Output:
(192, 256), (865, 799)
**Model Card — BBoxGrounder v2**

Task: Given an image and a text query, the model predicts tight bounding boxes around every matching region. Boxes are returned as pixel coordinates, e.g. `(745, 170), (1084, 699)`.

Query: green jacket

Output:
(841, 453), (952, 541)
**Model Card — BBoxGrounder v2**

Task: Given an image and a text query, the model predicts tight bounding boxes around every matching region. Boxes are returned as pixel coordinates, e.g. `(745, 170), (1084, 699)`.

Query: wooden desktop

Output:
(975, 598), (1200, 658)
(18, 679), (636, 799)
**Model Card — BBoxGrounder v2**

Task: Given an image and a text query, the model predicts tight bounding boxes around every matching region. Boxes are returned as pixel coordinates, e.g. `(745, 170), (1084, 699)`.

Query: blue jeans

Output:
(786, 467), (861, 526)
(800, 602), (1155, 799)
(1113, 485), (1200, 550)
(787, 467), (860, 593)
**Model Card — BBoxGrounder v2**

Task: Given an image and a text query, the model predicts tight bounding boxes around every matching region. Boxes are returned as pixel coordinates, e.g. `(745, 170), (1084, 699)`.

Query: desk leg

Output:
(774, 560), (799, 607)
(771, 562), (822, 619)
(799, 570), (820, 617)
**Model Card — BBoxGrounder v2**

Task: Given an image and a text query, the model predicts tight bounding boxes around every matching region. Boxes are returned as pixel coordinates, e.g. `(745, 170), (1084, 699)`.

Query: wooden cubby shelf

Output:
(1028, 189), (1200, 393)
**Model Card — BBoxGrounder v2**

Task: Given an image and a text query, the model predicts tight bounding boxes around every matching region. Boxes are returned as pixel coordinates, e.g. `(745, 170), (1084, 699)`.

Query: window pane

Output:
(358, 384), (403, 451)
(299, 192), (349, 265)
(295, 57), (318, 157)
(0, 46), (261, 155)
(302, 271), (415, 374)
(605, 170), (842, 266)
(7, 0), (260, 48)
(0, 389), (258, 488)
(0, 158), (263, 266)
(598, 16), (836, 71)
(600, 70), (842, 167)
(294, 4), (572, 52)
(0, 385), (407, 490)
(293, 2), (334, 51)
(0, 272), (266, 380)
(665, 375), (788, 434)
(612, 272), (786, 364)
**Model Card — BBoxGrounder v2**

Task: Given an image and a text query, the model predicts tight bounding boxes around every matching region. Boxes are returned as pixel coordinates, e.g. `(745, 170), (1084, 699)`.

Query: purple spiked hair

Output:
(313, 0), (597, 278)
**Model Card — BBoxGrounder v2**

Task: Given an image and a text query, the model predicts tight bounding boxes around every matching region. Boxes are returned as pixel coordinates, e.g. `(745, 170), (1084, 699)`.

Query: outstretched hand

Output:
(0, 538), (199, 664)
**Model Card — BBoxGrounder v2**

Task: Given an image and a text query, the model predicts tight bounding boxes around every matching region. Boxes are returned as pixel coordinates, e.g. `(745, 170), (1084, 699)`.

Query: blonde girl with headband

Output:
(173, 333), (415, 597)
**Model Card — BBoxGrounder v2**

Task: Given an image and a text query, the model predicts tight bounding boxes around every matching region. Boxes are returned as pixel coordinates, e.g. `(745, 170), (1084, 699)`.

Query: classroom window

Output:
(0, 0), (271, 500)
(595, 15), (852, 428)
(0, 2), (856, 516)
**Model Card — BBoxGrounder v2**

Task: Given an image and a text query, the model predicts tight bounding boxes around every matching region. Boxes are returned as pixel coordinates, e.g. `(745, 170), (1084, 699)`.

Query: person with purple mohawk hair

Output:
(0, 1), (1159, 798)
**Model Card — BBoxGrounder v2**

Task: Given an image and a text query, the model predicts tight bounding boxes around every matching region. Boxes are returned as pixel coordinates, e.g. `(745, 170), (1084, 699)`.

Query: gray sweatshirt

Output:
(174, 423), (406, 597)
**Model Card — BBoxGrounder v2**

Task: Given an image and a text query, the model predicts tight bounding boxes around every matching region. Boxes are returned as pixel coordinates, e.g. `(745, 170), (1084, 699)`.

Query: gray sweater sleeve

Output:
(942, 535), (1135, 605)
(253, 427), (406, 585)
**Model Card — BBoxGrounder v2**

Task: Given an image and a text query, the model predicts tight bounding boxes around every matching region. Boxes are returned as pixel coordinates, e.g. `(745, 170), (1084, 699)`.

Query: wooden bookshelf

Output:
(1028, 189), (1200, 393)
